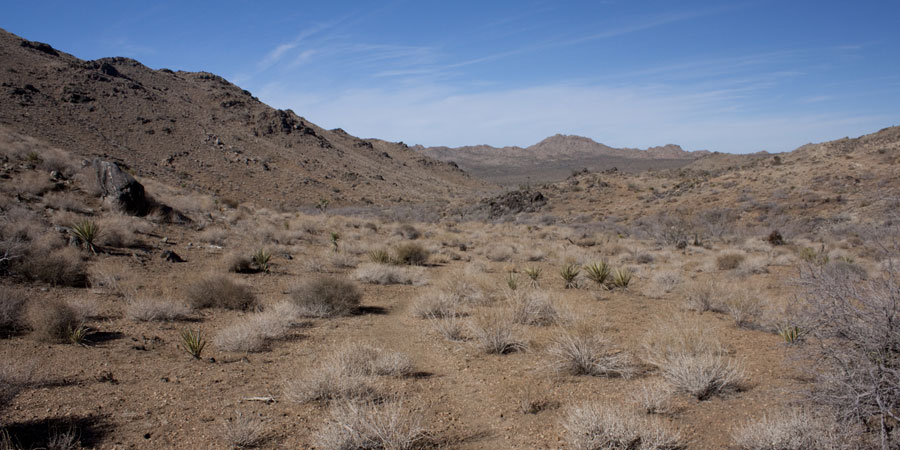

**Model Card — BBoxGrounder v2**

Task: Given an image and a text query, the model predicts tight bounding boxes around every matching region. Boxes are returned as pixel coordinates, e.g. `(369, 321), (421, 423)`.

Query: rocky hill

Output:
(0, 28), (488, 210)
(414, 134), (709, 185)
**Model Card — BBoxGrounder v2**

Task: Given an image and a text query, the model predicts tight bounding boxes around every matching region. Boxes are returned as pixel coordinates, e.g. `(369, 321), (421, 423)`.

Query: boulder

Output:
(92, 159), (149, 215)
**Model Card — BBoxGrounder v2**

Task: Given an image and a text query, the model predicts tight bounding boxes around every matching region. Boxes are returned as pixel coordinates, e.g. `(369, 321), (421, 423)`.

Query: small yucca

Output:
(778, 325), (803, 344)
(67, 324), (89, 345)
(71, 220), (100, 254)
(584, 261), (611, 287)
(611, 268), (632, 289)
(506, 272), (519, 291)
(252, 248), (272, 273)
(368, 249), (392, 264)
(560, 263), (580, 289)
(330, 232), (341, 252)
(181, 328), (207, 359)
(524, 267), (542, 288)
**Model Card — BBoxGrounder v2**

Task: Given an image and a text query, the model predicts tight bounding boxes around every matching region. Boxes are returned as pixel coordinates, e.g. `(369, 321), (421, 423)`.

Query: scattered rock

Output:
(93, 159), (149, 215)
(161, 250), (184, 263)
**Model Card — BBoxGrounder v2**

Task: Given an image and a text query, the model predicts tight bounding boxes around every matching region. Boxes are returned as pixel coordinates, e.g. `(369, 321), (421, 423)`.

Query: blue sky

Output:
(3, 0), (899, 153)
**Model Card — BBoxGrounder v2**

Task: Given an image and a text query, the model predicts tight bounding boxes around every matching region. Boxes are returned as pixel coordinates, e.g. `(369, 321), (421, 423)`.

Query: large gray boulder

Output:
(92, 159), (149, 215)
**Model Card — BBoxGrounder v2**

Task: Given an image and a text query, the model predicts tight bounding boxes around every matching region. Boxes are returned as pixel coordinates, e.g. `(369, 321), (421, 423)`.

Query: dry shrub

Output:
(185, 275), (256, 310)
(329, 252), (358, 269)
(630, 380), (675, 415)
(723, 291), (762, 328)
(125, 298), (191, 322)
(394, 243), (428, 266)
(732, 409), (842, 450)
(468, 311), (526, 354)
(507, 290), (561, 326)
(288, 276), (362, 318)
(0, 289), (27, 335)
(797, 260), (900, 447)
(17, 246), (88, 287)
(284, 343), (412, 404)
(563, 402), (684, 450)
(643, 270), (683, 298)
(431, 316), (466, 341)
(484, 244), (515, 262)
(225, 252), (254, 273)
(353, 263), (426, 285)
(88, 259), (134, 297)
(199, 228), (227, 246)
(26, 298), (84, 343)
(716, 252), (746, 270)
(410, 277), (486, 318)
(315, 399), (426, 450)
(15, 171), (55, 197)
(222, 411), (267, 448)
(548, 329), (633, 378)
(642, 316), (744, 400)
(214, 303), (299, 353)
(96, 215), (147, 248)
(681, 279), (726, 313)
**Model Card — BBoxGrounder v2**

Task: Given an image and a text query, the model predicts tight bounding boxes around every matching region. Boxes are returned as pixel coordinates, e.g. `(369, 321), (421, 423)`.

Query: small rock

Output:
(160, 250), (184, 263)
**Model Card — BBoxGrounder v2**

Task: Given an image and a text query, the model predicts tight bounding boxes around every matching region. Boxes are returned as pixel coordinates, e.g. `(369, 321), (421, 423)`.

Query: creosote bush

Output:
(289, 276), (362, 318)
(186, 275), (257, 310)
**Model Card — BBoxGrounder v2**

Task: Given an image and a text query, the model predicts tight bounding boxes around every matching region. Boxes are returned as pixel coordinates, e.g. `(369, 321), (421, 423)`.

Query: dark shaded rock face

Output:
(92, 159), (149, 215)
(480, 189), (546, 219)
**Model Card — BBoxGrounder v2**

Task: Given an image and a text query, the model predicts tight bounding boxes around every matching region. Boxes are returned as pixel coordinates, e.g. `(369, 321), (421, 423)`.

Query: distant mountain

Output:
(0, 28), (486, 209)
(413, 134), (709, 185)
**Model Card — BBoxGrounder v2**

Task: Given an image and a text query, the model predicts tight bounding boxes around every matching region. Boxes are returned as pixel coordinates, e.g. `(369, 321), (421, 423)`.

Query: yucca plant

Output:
(180, 328), (207, 359)
(330, 232), (341, 252)
(611, 267), (632, 290)
(506, 272), (519, 291)
(524, 267), (542, 288)
(584, 261), (611, 287)
(251, 248), (271, 273)
(368, 249), (392, 264)
(778, 325), (803, 344)
(316, 198), (329, 214)
(71, 220), (100, 254)
(67, 324), (90, 345)
(560, 263), (580, 289)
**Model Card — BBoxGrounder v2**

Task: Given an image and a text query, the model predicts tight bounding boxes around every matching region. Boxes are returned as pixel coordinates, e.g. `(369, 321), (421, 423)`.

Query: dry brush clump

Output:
(284, 343), (414, 404)
(0, 289), (27, 336)
(642, 317), (744, 400)
(547, 329), (634, 378)
(731, 409), (844, 450)
(125, 297), (192, 322)
(221, 411), (267, 448)
(185, 275), (257, 310)
(213, 303), (299, 353)
(288, 276), (362, 318)
(393, 243), (429, 266)
(468, 311), (527, 354)
(796, 258), (900, 448)
(315, 399), (427, 450)
(630, 380), (675, 415)
(563, 402), (684, 450)
(353, 263), (427, 285)
(410, 276), (487, 319)
(26, 298), (85, 343)
(507, 290), (564, 326)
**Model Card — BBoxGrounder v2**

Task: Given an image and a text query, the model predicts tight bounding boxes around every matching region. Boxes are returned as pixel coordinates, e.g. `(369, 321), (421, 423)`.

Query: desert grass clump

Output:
(0, 289), (26, 336)
(333, 343), (415, 378)
(180, 328), (207, 359)
(547, 329), (633, 378)
(186, 275), (257, 310)
(563, 402), (684, 450)
(18, 246), (88, 287)
(222, 411), (267, 448)
(611, 267), (633, 290)
(315, 399), (426, 450)
(70, 219), (100, 254)
(394, 243), (429, 266)
(431, 316), (466, 341)
(584, 261), (611, 287)
(125, 298), (191, 322)
(289, 277), (362, 318)
(716, 252), (746, 270)
(353, 263), (426, 286)
(560, 263), (581, 289)
(26, 298), (84, 343)
(731, 409), (841, 450)
(508, 290), (562, 326)
(468, 311), (526, 354)
(367, 249), (392, 264)
(410, 291), (464, 319)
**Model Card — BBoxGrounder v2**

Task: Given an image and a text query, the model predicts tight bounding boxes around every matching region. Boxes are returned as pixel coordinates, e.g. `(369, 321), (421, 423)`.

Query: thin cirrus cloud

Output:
(237, 3), (897, 154)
